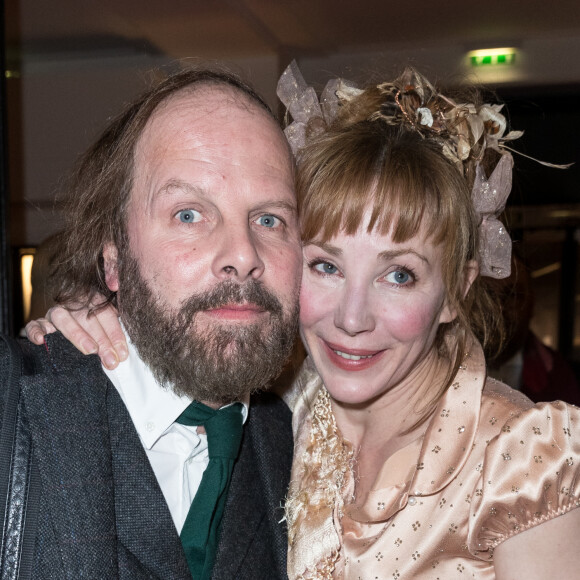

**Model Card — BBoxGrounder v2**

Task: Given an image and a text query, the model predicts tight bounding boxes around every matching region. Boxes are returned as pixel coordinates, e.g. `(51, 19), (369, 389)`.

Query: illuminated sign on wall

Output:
(468, 48), (517, 67)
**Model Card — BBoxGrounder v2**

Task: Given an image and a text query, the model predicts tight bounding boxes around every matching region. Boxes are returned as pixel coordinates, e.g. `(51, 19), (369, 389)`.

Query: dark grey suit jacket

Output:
(0, 333), (293, 579)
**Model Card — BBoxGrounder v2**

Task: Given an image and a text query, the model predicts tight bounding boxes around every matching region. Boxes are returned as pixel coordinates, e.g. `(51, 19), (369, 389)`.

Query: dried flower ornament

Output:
(369, 70), (525, 174)
(277, 61), (571, 280)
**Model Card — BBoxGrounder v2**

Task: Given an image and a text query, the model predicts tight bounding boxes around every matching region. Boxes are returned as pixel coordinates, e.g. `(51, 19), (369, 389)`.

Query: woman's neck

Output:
(328, 349), (451, 505)
(330, 348), (449, 460)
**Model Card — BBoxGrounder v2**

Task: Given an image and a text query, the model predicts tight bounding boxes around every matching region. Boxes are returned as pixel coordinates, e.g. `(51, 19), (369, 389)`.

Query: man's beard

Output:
(116, 250), (299, 405)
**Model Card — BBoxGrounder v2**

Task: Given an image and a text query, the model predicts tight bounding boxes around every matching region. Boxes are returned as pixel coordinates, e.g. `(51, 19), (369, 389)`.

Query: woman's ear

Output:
(103, 243), (119, 292)
(438, 260), (480, 324)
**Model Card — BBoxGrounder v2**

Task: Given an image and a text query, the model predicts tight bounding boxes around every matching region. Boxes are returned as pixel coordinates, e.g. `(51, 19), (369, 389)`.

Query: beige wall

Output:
(7, 31), (580, 247)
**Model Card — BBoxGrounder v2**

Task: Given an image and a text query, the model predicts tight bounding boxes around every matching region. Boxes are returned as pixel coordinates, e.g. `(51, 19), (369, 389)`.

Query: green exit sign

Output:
(468, 48), (517, 67)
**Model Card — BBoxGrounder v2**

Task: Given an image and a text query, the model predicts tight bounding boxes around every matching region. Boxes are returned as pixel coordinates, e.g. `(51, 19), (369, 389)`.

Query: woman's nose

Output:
(333, 283), (376, 336)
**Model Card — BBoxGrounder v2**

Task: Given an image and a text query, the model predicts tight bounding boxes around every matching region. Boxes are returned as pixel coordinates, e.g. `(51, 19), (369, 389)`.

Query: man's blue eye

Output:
(257, 215), (280, 228)
(177, 209), (201, 223)
(386, 270), (411, 284)
(314, 262), (338, 275)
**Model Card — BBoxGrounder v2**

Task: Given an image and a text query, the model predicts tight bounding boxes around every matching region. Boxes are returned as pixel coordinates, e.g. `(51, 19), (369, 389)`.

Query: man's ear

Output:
(438, 260), (480, 324)
(103, 243), (119, 292)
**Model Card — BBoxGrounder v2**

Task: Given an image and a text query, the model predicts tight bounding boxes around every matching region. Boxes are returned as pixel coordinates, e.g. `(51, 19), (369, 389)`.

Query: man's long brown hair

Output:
(51, 66), (274, 310)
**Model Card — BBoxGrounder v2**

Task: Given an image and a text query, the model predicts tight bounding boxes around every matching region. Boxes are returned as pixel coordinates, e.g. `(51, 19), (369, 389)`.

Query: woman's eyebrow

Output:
(306, 243), (429, 264)
(378, 249), (429, 264)
(305, 241), (342, 257)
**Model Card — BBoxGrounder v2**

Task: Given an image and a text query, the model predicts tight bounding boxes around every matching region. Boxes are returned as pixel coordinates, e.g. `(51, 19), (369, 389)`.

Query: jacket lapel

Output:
(213, 392), (293, 579)
(107, 389), (191, 579)
(21, 337), (118, 578)
(22, 334), (190, 579)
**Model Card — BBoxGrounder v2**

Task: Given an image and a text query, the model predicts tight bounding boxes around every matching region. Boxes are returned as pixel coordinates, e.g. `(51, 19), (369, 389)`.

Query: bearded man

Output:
(0, 67), (301, 580)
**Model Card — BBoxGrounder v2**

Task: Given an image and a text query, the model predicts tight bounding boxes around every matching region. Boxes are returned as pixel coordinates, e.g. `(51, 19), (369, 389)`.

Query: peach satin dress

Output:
(288, 343), (580, 579)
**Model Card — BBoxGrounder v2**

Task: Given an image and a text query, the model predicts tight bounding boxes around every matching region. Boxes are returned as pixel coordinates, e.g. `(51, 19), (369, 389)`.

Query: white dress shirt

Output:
(103, 331), (248, 533)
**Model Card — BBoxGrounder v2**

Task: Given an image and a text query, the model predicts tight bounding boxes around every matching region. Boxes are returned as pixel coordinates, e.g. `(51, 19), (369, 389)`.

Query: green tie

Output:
(176, 401), (244, 580)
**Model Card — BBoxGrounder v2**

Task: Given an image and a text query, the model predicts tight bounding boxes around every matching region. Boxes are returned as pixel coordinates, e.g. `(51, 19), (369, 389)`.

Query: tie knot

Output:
(177, 401), (243, 459)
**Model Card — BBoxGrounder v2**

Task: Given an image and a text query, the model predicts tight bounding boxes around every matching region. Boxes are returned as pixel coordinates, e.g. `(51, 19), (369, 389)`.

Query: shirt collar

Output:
(103, 326), (249, 449)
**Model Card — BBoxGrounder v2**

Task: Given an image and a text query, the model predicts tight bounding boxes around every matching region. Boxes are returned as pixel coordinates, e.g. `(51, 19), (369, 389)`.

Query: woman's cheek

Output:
(299, 276), (336, 326)
(299, 283), (319, 326)
(380, 300), (438, 343)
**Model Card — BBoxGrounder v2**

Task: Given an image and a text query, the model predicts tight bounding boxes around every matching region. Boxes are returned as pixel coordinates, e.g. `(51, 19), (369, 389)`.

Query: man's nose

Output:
(211, 223), (265, 282)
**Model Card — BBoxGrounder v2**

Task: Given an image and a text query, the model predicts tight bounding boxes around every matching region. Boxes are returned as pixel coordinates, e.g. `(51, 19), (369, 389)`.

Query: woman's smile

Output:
(322, 339), (387, 371)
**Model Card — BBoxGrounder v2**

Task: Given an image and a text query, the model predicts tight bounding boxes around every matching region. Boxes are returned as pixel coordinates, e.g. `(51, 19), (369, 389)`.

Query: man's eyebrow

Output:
(157, 179), (203, 196)
(253, 200), (297, 213)
(157, 181), (297, 212)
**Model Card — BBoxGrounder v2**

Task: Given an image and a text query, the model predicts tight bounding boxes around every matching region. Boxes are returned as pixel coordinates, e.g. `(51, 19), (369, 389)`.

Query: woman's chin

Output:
(322, 379), (387, 408)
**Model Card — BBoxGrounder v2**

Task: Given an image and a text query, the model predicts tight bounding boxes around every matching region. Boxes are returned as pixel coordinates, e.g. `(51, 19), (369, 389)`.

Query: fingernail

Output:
(82, 340), (98, 355)
(104, 351), (119, 369)
(115, 344), (128, 361)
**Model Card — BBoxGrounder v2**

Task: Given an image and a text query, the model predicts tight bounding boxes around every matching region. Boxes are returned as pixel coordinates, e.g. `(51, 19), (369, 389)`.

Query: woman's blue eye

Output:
(257, 214), (280, 228)
(314, 262), (338, 275)
(386, 270), (411, 285)
(177, 209), (201, 223)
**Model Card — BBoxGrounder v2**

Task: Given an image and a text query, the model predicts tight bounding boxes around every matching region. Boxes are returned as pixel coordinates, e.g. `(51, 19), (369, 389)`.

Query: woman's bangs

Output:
(369, 161), (452, 246)
(300, 154), (380, 243)
(298, 123), (457, 247)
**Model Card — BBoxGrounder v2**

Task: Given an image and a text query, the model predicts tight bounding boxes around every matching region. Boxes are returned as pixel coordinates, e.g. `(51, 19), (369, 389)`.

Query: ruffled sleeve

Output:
(468, 401), (580, 555)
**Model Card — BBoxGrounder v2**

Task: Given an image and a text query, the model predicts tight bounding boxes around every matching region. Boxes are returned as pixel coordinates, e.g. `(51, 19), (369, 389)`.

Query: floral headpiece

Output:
(277, 61), (570, 279)
(277, 60), (363, 156)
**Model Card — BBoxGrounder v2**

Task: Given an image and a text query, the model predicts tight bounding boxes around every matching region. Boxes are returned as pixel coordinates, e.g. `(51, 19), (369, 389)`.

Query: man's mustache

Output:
(177, 279), (284, 321)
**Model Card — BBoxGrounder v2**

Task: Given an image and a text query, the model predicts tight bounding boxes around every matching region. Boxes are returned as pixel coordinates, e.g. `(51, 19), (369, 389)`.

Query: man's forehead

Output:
(129, 81), (295, 209)
(133, 83), (291, 167)
(147, 83), (274, 131)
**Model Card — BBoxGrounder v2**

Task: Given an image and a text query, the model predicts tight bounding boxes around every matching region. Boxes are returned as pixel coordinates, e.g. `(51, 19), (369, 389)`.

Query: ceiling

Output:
(6, 0), (580, 65)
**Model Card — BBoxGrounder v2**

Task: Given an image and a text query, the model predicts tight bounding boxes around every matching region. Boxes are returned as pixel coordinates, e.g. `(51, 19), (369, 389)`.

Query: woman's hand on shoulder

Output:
(494, 507), (580, 579)
(25, 299), (128, 370)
